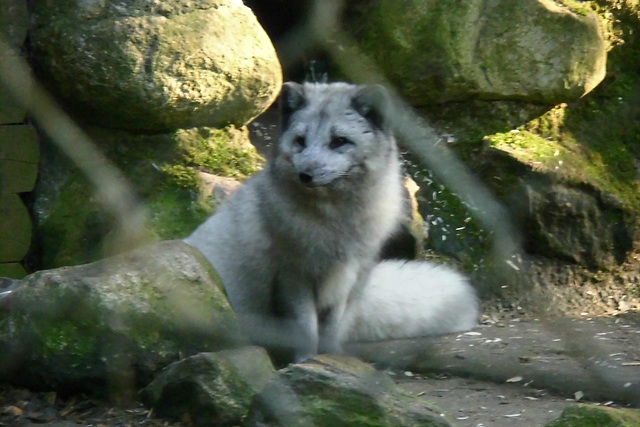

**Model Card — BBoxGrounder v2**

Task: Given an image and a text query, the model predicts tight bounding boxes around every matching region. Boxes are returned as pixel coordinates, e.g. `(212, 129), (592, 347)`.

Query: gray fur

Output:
(185, 82), (479, 361)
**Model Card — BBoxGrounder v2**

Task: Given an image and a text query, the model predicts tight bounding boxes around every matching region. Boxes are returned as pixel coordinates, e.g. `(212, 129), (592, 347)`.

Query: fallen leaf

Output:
(504, 413), (522, 418)
(2, 405), (23, 416)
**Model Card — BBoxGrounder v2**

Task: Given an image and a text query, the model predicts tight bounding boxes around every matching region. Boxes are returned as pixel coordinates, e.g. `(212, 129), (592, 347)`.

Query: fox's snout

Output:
(294, 160), (329, 187)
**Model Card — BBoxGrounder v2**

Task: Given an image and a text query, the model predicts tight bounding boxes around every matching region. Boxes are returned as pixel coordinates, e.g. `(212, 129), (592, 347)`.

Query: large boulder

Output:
(517, 183), (633, 268)
(246, 354), (454, 426)
(349, 0), (606, 105)
(0, 240), (242, 394)
(29, 0), (282, 131)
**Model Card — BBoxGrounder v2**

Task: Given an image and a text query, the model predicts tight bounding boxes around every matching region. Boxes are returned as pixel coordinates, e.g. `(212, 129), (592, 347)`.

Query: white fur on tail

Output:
(341, 260), (480, 342)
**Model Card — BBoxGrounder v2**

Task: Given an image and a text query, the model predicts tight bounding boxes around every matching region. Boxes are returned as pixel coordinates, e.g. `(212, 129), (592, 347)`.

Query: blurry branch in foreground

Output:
(0, 37), (148, 257)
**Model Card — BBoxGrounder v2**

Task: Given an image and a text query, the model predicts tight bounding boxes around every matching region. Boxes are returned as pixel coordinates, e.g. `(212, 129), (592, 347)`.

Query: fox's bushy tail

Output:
(341, 260), (480, 343)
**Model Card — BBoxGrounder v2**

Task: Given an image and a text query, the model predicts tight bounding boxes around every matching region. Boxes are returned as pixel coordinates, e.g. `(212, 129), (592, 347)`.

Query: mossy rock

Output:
(476, 100), (639, 269)
(29, 0), (282, 131)
(0, 240), (241, 395)
(546, 404), (640, 426)
(246, 354), (453, 426)
(0, 194), (32, 263)
(33, 125), (263, 269)
(0, 263), (26, 279)
(348, 0), (606, 105)
(0, 125), (39, 192)
(406, 0), (640, 275)
(141, 347), (275, 425)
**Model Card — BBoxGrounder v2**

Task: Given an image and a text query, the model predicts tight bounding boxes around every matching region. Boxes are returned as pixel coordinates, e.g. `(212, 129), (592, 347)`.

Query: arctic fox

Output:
(185, 82), (479, 362)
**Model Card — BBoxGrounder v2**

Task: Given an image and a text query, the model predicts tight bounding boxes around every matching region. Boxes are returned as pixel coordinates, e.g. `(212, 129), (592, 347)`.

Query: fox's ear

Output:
(280, 82), (306, 128)
(352, 84), (390, 130)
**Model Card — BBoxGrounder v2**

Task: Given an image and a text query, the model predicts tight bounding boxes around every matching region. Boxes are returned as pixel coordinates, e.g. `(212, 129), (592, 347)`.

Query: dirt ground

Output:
(1, 307), (638, 426)
(399, 374), (569, 427)
(0, 369), (568, 427)
(390, 311), (640, 427)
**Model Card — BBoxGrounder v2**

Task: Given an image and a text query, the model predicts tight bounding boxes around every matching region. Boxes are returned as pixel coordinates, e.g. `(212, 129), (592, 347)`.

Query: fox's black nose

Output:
(298, 172), (313, 184)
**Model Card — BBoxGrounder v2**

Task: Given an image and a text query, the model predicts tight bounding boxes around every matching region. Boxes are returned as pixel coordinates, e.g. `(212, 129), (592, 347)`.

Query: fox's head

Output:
(270, 82), (398, 192)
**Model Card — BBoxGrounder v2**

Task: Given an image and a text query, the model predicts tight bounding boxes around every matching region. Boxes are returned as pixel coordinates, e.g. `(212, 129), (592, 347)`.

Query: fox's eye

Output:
(329, 137), (353, 150)
(294, 135), (306, 149)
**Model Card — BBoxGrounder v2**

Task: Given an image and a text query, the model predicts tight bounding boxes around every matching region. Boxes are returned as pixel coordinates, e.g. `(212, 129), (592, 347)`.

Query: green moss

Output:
(42, 322), (96, 355)
(145, 185), (213, 240)
(36, 125), (263, 268)
(169, 126), (264, 180)
(484, 98), (640, 213)
(560, 1), (640, 50)
(546, 404), (640, 426)
(122, 322), (167, 353)
(419, 100), (550, 159)
(160, 164), (198, 188)
(558, 0), (598, 17)
(34, 319), (98, 366)
(38, 172), (113, 268)
(479, 0), (640, 228)
(291, 377), (399, 426)
(485, 129), (580, 180)
(302, 396), (386, 426)
(487, 130), (561, 163)
(0, 263), (27, 279)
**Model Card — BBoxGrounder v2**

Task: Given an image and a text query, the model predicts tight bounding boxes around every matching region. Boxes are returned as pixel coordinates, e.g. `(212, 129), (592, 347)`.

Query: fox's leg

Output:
(236, 303), (318, 362)
(291, 303), (319, 363)
(273, 274), (320, 363)
(317, 261), (369, 354)
(318, 301), (347, 354)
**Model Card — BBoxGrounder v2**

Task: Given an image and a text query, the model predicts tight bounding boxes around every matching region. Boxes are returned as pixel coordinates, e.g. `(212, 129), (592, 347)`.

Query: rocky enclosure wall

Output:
(1, 0), (639, 304)
(0, 0), (37, 278)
